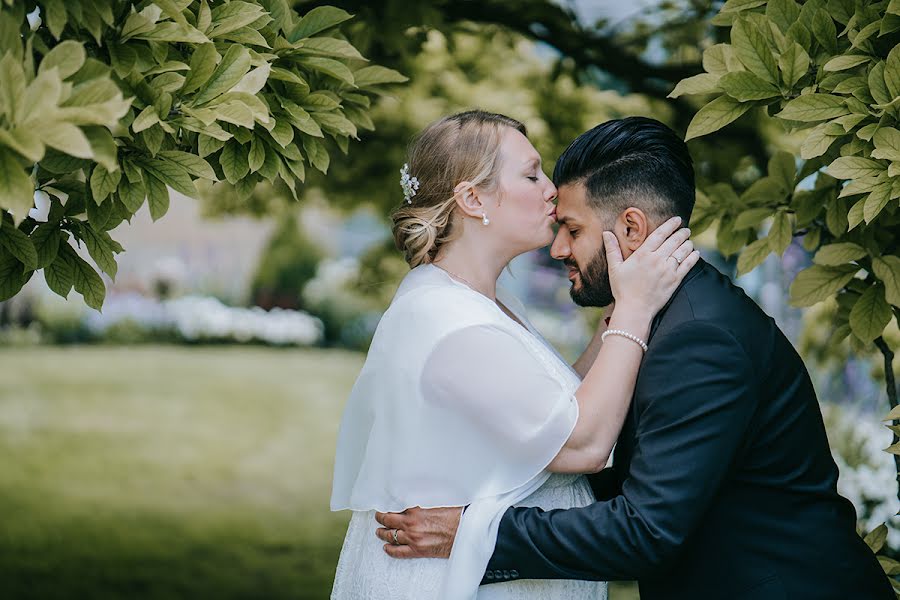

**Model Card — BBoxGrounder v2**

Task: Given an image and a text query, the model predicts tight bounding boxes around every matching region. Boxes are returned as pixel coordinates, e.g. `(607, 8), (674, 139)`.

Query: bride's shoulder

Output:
(385, 266), (497, 323)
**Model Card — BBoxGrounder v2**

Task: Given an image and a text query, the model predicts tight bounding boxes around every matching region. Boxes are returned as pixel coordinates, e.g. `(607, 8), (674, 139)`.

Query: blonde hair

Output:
(391, 110), (527, 268)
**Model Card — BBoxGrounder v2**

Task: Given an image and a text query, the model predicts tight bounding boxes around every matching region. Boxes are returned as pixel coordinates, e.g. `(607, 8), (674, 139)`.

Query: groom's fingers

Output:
(637, 216), (682, 255)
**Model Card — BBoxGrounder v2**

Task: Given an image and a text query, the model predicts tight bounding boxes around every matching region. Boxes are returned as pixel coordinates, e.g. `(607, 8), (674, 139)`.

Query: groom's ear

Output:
(616, 207), (650, 254)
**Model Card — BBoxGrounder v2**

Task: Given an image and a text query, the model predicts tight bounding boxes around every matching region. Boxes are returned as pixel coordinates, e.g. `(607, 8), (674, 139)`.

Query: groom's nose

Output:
(550, 229), (570, 260)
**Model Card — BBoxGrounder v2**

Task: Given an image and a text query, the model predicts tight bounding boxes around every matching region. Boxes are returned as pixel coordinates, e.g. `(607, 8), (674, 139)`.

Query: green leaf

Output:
(864, 524), (888, 555)
(40, 121), (93, 159)
(777, 94), (848, 122)
(721, 0), (767, 11)
(192, 44), (251, 106)
(352, 65), (408, 87)
(847, 197), (866, 230)
(768, 151), (795, 190)
(39, 40), (85, 79)
(872, 127), (900, 162)
(702, 44), (737, 75)
(789, 264), (858, 307)
(885, 45), (900, 98)
(314, 111), (357, 138)
(810, 9), (837, 55)
(117, 177), (145, 213)
(0, 248), (28, 301)
(731, 17), (779, 84)
(885, 404), (900, 421)
(248, 136), (265, 172)
(668, 73), (721, 98)
(0, 53), (26, 124)
(80, 224), (119, 279)
(289, 6), (353, 41)
(800, 123), (839, 159)
(220, 141), (250, 184)
(0, 223), (37, 270)
(135, 158), (197, 199)
(69, 246), (106, 311)
(90, 164), (121, 204)
(132, 106), (160, 133)
(863, 183), (892, 223)
(209, 1), (267, 37)
(157, 151), (216, 180)
(766, 0), (801, 34)
(849, 283), (891, 342)
(827, 157), (886, 179)
(145, 174), (170, 221)
(734, 207), (774, 229)
(296, 37), (365, 61)
(872, 256), (900, 306)
(740, 176), (786, 204)
(737, 237), (771, 276)
(685, 96), (753, 141)
(868, 62), (891, 106)
(719, 71), (780, 101)
(136, 22), (209, 44)
(42, 0), (68, 39)
(229, 63), (270, 95)
(0, 148), (34, 224)
(31, 222), (61, 269)
(182, 43), (220, 95)
(814, 243), (867, 266)
(44, 244), (73, 298)
(778, 43), (810, 88)
(768, 211), (792, 255)
(302, 137), (329, 174)
(823, 55), (871, 72)
(301, 57), (355, 85)
(268, 119), (294, 147)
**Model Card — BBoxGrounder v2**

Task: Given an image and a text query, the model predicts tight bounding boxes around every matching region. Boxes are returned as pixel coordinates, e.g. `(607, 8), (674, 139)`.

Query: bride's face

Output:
(484, 128), (558, 253)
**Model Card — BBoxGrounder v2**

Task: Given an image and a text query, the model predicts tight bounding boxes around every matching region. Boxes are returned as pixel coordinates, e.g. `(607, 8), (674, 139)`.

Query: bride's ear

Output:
(453, 181), (484, 218)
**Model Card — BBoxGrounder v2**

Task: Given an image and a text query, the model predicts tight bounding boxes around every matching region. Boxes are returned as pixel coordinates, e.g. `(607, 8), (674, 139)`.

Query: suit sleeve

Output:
(484, 321), (756, 582)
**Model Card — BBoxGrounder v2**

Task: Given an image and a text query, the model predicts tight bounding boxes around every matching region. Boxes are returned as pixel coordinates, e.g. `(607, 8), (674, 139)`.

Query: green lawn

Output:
(0, 346), (638, 599)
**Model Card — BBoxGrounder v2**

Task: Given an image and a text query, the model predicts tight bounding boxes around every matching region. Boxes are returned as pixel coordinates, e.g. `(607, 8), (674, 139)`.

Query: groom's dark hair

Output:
(552, 117), (695, 225)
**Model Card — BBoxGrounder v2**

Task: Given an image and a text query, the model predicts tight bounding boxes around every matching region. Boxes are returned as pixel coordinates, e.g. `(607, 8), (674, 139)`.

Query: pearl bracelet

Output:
(601, 329), (649, 352)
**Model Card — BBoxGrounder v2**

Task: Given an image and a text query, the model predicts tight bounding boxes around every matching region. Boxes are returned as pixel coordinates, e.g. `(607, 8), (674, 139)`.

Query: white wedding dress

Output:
(330, 264), (608, 600)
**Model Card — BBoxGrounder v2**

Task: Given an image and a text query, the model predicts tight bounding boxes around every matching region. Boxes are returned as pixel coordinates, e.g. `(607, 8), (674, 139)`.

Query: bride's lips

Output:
(547, 208), (557, 219)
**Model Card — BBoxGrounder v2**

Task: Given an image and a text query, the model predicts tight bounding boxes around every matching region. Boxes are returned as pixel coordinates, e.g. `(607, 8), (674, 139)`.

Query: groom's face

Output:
(550, 183), (615, 308)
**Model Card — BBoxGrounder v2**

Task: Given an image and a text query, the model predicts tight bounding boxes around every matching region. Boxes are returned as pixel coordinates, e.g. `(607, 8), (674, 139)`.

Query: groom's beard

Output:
(566, 252), (613, 308)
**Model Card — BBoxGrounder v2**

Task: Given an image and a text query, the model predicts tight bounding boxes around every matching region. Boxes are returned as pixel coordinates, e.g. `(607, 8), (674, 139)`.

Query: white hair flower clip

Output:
(400, 163), (420, 204)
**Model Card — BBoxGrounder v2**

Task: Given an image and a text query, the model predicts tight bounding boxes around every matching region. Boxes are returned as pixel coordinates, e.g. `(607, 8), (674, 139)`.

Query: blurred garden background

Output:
(1, 0), (899, 598)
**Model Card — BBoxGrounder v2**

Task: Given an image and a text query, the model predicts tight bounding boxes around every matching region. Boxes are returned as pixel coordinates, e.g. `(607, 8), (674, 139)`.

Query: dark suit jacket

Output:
(483, 259), (893, 600)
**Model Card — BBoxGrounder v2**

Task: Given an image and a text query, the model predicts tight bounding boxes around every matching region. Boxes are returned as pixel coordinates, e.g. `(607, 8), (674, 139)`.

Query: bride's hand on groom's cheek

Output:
(374, 506), (462, 559)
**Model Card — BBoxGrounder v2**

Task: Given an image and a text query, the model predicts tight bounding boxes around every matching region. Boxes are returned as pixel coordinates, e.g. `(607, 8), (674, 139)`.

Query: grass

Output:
(0, 345), (638, 599)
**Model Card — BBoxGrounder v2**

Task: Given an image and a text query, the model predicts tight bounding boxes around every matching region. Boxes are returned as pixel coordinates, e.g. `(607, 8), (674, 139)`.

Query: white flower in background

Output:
(84, 293), (323, 346)
(29, 190), (51, 222)
(826, 405), (900, 548)
(303, 258), (360, 306)
(26, 6), (41, 30)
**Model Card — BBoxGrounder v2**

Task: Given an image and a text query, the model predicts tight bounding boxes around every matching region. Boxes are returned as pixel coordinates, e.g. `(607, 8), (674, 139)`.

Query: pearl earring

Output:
(482, 213), (490, 226)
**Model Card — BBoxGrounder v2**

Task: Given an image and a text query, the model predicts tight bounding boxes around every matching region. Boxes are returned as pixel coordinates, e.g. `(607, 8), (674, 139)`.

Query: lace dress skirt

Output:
(330, 473), (607, 600)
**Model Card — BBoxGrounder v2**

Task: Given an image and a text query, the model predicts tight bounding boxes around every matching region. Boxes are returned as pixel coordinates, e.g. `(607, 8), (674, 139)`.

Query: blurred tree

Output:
(249, 213), (322, 309)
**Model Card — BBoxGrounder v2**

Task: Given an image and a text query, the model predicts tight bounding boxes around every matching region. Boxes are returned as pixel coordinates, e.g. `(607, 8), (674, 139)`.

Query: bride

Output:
(330, 110), (698, 599)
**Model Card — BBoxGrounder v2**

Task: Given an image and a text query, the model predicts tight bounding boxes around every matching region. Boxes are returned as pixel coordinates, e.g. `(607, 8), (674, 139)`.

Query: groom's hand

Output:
(374, 506), (462, 559)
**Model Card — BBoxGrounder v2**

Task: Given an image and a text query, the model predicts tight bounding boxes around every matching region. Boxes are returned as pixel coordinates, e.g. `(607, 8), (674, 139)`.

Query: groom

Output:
(374, 117), (894, 599)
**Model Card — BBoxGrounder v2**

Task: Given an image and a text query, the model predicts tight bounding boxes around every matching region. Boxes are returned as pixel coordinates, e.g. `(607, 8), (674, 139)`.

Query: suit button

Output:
(494, 570), (503, 579)
(485, 571), (494, 580)
(510, 570), (519, 579)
